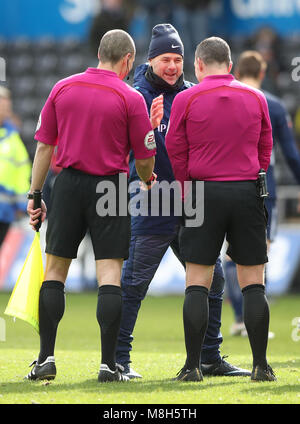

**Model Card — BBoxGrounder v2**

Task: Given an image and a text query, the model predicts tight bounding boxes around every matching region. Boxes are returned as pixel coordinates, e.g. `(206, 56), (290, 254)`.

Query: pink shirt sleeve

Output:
(258, 93), (273, 171)
(34, 90), (58, 145)
(128, 91), (156, 159)
(165, 93), (189, 190)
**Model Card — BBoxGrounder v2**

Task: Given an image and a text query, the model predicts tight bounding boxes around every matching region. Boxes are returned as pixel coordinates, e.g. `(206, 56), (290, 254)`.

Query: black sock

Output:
(242, 284), (269, 369)
(38, 280), (65, 364)
(183, 285), (209, 370)
(97, 285), (122, 371)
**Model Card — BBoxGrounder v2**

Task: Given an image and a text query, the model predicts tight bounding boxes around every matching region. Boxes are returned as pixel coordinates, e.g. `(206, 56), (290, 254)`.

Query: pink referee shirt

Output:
(166, 74), (273, 188)
(35, 68), (156, 176)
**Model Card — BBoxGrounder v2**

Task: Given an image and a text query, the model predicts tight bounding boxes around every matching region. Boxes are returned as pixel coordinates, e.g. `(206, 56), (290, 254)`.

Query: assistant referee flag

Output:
(4, 232), (44, 333)
(4, 191), (44, 333)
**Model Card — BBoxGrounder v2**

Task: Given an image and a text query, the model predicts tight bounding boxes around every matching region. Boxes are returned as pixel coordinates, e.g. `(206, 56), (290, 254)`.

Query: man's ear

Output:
(228, 61), (233, 73)
(198, 58), (205, 73)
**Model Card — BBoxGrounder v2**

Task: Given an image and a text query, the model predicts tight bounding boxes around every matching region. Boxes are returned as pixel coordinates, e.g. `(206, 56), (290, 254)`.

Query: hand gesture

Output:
(150, 95), (164, 130)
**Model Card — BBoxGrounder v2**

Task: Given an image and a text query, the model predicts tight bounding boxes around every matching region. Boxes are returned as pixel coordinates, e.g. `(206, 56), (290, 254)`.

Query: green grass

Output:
(0, 292), (300, 404)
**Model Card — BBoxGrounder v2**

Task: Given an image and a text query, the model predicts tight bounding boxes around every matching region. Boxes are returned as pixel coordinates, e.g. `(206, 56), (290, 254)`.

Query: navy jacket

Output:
(265, 91), (300, 199)
(129, 63), (193, 235)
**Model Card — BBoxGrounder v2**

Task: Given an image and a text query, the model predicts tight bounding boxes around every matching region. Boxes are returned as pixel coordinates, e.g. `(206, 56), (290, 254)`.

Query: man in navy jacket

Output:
(116, 24), (251, 379)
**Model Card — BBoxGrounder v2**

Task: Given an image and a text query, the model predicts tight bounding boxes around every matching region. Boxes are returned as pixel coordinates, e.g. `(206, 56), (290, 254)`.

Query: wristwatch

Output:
(27, 190), (42, 200)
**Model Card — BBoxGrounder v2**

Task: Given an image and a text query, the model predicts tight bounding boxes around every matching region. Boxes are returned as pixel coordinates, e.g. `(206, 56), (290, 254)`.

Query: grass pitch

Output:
(0, 292), (300, 404)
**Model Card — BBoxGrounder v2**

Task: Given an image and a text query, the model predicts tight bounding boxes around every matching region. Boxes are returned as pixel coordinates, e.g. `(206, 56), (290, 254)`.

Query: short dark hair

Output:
(195, 37), (231, 67)
(98, 29), (135, 65)
(235, 51), (267, 79)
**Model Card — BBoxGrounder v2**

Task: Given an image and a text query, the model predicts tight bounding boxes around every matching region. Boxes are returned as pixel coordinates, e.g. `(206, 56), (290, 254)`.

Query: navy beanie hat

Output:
(147, 23), (184, 60)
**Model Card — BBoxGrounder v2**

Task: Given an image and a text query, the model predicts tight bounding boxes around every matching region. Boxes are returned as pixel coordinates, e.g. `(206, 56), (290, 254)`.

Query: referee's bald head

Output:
(98, 29), (136, 65)
(195, 37), (232, 68)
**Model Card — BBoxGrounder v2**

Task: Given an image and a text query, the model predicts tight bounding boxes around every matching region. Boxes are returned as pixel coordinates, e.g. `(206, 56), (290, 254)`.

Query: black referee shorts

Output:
(179, 180), (268, 266)
(46, 168), (130, 260)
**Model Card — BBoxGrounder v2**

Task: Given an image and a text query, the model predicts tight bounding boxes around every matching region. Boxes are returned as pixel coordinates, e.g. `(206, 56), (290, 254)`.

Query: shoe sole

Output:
(37, 374), (56, 381)
(251, 376), (276, 382)
(203, 373), (251, 377)
(25, 374), (56, 381)
(98, 371), (129, 383)
(124, 374), (142, 380)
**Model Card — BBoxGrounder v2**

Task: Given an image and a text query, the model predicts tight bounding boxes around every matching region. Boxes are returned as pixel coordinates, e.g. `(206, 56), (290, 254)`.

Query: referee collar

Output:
(202, 74), (235, 82)
(86, 68), (118, 78)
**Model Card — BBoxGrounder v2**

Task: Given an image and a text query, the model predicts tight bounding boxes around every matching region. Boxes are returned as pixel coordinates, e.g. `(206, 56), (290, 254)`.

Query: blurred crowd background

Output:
(0, 0), (300, 295)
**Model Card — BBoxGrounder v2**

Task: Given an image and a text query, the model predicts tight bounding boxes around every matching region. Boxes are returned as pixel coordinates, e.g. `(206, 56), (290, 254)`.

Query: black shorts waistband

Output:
(63, 167), (125, 180)
(193, 180), (257, 184)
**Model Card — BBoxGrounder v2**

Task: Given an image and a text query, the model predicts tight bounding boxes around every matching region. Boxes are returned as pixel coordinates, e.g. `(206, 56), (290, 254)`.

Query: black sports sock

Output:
(97, 285), (122, 371)
(242, 284), (269, 369)
(183, 285), (209, 370)
(38, 280), (65, 364)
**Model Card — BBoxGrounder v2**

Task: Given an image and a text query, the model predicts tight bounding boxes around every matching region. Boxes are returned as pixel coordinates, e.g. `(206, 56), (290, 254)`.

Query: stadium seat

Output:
(14, 96), (38, 118)
(56, 37), (82, 55)
(32, 37), (57, 55)
(35, 53), (59, 75)
(0, 37), (8, 58)
(7, 53), (34, 76)
(11, 75), (36, 96)
(58, 53), (86, 76)
(20, 118), (39, 156)
(9, 37), (32, 55)
(35, 75), (59, 97)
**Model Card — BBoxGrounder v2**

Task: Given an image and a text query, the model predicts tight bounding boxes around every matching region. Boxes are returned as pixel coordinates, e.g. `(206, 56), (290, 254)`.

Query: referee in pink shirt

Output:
(166, 37), (276, 382)
(26, 30), (156, 383)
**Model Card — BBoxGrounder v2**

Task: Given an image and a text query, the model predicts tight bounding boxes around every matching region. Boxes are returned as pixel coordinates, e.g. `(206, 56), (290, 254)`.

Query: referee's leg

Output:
(200, 257), (224, 365)
(37, 254), (71, 365)
(96, 258), (124, 373)
(237, 264), (273, 379)
(171, 235), (225, 365)
(182, 263), (214, 372)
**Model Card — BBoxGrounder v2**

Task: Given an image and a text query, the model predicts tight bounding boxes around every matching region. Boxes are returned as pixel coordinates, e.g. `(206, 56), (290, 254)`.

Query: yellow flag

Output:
(4, 232), (44, 333)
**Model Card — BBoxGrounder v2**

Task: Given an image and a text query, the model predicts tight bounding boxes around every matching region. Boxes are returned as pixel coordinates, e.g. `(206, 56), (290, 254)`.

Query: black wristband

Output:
(27, 190), (42, 200)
